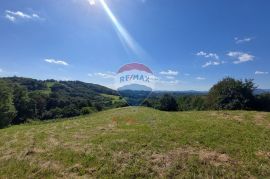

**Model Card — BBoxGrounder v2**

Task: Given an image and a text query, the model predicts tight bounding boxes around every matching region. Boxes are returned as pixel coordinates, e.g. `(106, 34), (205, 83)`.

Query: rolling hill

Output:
(0, 77), (125, 121)
(0, 107), (269, 178)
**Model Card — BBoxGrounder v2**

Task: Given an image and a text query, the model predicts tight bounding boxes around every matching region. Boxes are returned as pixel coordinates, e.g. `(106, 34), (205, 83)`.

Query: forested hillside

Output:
(0, 77), (126, 127)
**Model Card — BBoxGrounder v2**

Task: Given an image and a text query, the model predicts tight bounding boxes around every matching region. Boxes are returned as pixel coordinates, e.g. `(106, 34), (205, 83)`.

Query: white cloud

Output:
(88, 0), (96, 6)
(5, 14), (15, 22)
(255, 71), (269, 75)
(158, 80), (180, 85)
(166, 76), (175, 80)
(159, 70), (178, 76)
(32, 13), (40, 18)
(196, 77), (206, 80)
(5, 10), (41, 22)
(196, 51), (224, 68)
(149, 75), (160, 81)
(87, 73), (93, 77)
(227, 51), (254, 64)
(0, 68), (3, 73)
(196, 51), (219, 60)
(202, 60), (225, 68)
(45, 59), (69, 66)
(94, 72), (115, 79)
(167, 80), (179, 84)
(234, 37), (253, 44)
(184, 73), (190, 76)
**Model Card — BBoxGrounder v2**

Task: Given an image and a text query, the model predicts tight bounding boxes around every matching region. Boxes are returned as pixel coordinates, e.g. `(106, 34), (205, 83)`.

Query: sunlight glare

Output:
(88, 0), (96, 6)
(97, 0), (145, 57)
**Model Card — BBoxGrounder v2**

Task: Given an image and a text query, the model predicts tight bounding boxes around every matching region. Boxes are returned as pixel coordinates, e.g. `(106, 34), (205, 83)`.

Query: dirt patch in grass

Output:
(151, 147), (235, 177)
(210, 112), (244, 122)
(256, 151), (270, 160)
(253, 113), (270, 128)
(111, 147), (235, 177)
(198, 149), (231, 167)
(47, 136), (60, 147)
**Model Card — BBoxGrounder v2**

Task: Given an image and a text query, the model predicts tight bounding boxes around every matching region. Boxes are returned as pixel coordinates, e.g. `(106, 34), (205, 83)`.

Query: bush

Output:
(81, 107), (96, 115)
(42, 108), (63, 119)
(207, 77), (255, 110)
(113, 101), (128, 108)
(62, 105), (81, 118)
(178, 96), (207, 111)
(255, 93), (270, 111)
(94, 103), (103, 111)
(159, 94), (178, 111)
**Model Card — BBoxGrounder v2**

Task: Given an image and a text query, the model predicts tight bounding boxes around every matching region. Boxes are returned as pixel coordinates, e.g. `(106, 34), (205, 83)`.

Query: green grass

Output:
(101, 93), (122, 103)
(0, 107), (270, 178)
(35, 81), (58, 95)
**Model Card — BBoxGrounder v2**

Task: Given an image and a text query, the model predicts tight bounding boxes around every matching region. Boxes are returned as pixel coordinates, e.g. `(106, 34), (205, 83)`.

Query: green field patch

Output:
(0, 107), (270, 178)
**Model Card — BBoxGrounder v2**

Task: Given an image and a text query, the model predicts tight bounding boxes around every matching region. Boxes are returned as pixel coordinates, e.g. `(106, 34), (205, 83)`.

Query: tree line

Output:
(0, 77), (122, 128)
(144, 77), (270, 112)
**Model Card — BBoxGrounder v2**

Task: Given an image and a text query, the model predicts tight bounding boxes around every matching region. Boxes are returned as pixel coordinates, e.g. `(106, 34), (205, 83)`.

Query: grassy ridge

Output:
(0, 107), (270, 178)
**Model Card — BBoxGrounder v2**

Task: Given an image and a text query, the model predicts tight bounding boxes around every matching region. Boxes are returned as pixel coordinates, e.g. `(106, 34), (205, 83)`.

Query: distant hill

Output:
(2, 77), (118, 96)
(118, 84), (152, 91)
(254, 89), (270, 95)
(152, 90), (208, 97)
(0, 77), (124, 122)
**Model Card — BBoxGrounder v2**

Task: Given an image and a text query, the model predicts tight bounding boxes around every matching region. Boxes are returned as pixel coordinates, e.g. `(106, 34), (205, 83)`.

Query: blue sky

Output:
(0, 0), (269, 91)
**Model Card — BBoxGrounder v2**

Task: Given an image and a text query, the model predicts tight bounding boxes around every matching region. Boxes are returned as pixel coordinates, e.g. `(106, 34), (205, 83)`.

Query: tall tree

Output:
(0, 80), (16, 128)
(12, 85), (30, 124)
(207, 77), (256, 110)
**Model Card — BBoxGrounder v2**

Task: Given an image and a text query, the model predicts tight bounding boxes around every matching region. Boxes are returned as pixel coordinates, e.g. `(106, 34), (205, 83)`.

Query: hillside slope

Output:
(0, 107), (270, 178)
(0, 77), (124, 122)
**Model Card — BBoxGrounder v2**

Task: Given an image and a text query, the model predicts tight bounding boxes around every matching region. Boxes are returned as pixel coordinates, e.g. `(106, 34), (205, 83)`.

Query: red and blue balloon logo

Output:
(115, 63), (155, 106)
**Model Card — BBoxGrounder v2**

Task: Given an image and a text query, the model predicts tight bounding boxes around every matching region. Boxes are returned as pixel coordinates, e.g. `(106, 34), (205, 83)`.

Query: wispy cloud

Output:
(160, 70), (178, 76)
(197, 51), (225, 68)
(158, 80), (180, 85)
(202, 60), (225, 68)
(5, 10), (41, 22)
(94, 72), (115, 79)
(0, 68), (3, 73)
(5, 14), (15, 22)
(45, 59), (69, 66)
(196, 77), (206, 80)
(196, 51), (219, 60)
(234, 37), (253, 44)
(166, 76), (175, 80)
(227, 51), (254, 64)
(255, 71), (269, 75)
(88, 0), (96, 6)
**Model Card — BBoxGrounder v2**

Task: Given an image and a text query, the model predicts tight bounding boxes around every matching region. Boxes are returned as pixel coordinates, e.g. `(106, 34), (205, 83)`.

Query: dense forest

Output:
(0, 77), (128, 128)
(0, 77), (270, 128)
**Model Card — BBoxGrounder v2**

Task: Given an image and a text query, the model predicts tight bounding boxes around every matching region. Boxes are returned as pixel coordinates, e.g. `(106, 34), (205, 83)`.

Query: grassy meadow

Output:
(0, 107), (270, 178)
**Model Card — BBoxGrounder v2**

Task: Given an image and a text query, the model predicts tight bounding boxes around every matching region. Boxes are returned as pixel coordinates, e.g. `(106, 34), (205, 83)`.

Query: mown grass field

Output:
(0, 107), (270, 178)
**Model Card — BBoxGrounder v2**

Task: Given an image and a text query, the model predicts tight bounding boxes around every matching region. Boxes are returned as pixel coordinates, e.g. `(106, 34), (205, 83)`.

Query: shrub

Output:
(207, 77), (255, 110)
(159, 94), (178, 111)
(255, 93), (270, 111)
(81, 107), (96, 115)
